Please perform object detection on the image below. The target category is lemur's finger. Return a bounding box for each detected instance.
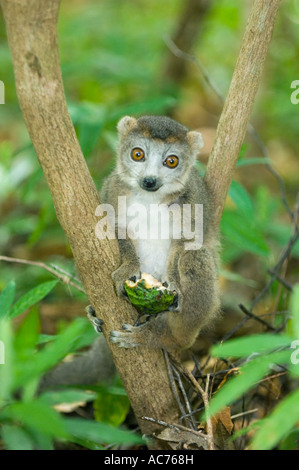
[85,305,104,333]
[110,329,140,348]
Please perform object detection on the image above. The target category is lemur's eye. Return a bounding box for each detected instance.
[164,155,179,169]
[131,148,145,161]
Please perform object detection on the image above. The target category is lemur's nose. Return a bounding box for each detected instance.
[142,176,156,189]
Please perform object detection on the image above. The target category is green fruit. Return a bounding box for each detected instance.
[124,273,177,315]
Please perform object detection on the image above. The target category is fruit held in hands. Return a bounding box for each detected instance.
[124,273,177,315]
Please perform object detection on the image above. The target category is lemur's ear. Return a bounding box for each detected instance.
[117,116,137,135]
[187,130,204,152]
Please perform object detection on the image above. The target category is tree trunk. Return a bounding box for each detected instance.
[0,0,281,449]
[204,0,282,228]
[0,0,180,446]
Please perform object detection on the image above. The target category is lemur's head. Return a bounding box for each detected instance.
[116,115,204,195]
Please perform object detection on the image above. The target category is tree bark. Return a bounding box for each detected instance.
[0,0,180,445]
[204,0,282,228]
[0,0,281,448]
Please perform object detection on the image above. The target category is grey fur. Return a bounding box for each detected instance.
[108,115,220,349]
[135,115,188,140]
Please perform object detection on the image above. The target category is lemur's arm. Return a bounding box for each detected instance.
[110,241,220,350]
[112,238,141,297]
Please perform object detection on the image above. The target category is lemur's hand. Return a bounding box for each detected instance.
[112,263,141,298]
[163,280,182,312]
[110,323,145,348]
[110,316,160,349]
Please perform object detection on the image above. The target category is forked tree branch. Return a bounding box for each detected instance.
[0,0,180,445]
[1,0,281,448]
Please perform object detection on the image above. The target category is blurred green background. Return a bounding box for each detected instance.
[0,0,298,330]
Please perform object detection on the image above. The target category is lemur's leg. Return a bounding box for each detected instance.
[110,247,220,350]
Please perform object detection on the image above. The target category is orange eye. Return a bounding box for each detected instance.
[131,147,145,161]
[164,155,179,169]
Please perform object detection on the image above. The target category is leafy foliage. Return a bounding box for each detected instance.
[0,281,142,450]
[205,285,299,450]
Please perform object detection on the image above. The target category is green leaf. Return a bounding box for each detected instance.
[204,350,291,420]
[219,268,257,287]
[1,425,34,450]
[278,429,299,450]
[64,417,143,445]
[251,389,299,450]
[211,334,292,358]
[37,334,56,344]
[26,428,54,450]
[12,317,94,389]
[221,211,269,257]
[94,388,130,427]
[228,180,254,216]
[0,400,68,439]
[0,280,15,319]
[14,308,40,362]
[9,280,58,319]
[40,389,97,406]
[290,284,299,339]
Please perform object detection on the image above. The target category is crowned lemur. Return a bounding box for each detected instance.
[40,115,220,388]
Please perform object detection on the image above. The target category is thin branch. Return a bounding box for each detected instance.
[230,408,258,420]
[0,255,86,294]
[238,303,276,331]
[163,34,224,100]
[142,416,181,432]
[163,0,211,85]
[50,264,81,284]
[163,350,191,429]
[251,232,299,310]
[142,416,209,441]
[247,125,294,221]
[267,269,293,292]
[171,365,197,430]
[168,354,215,451]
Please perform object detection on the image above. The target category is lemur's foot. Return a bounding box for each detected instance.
[85,305,104,334]
[110,323,144,349]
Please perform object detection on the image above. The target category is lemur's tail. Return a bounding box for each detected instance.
[39,335,116,391]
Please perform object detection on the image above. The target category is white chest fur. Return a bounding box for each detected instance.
[124,193,172,281]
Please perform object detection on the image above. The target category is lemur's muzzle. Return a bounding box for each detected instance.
[140,176,161,192]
